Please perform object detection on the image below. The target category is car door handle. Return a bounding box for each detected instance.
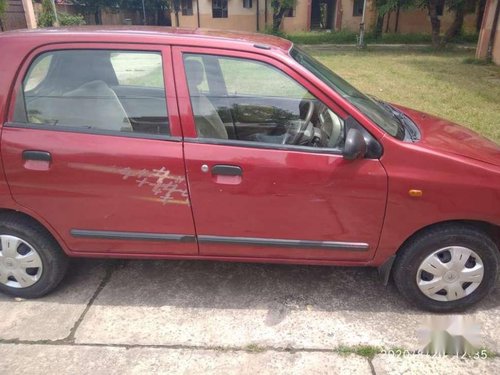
[211,165,242,176]
[22,150,52,162]
[22,150,52,171]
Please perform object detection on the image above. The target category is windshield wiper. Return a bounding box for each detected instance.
[373,99,407,140]
[383,103,420,142]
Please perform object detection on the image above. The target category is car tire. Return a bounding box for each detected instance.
[0,214,69,298]
[393,224,499,312]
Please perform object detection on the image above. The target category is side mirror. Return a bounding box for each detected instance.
[343,128,367,160]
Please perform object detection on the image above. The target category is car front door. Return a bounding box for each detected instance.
[1,44,197,255]
[173,47,388,262]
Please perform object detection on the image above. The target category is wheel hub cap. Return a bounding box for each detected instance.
[0,235,43,289]
[4,258,15,269]
[444,270,459,283]
[416,246,484,302]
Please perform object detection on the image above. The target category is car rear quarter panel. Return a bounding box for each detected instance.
[373,137,500,265]
[0,36,27,209]
[0,35,77,254]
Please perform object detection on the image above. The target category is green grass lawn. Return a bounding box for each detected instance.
[305,46,500,143]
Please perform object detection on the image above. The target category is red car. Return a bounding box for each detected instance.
[0,27,498,312]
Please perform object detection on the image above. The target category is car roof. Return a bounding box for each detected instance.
[0,26,293,53]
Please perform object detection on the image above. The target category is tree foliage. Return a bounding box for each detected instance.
[121,0,171,25]
[70,0,120,24]
[121,0,171,12]
[373,0,479,46]
[416,0,478,46]
[37,0,86,27]
[376,0,413,16]
[38,0,57,27]
[70,0,171,25]
[374,0,415,37]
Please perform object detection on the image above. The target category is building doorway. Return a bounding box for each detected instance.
[310,0,336,30]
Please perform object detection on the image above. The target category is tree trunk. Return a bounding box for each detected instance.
[385,11,391,33]
[428,0,441,47]
[0,18,4,32]
[157,7,168,26]
[271,1,286,32]
[94,7,101,25]
[272,11,286,32]
[443,6,465,44]
[395,3,401,33]
[476,0,486,32]
[374,14,384,39]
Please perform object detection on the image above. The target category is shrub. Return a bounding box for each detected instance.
[286,30,358,45]
[38,0,56,27]
[58,12,86,26]
[37,0,85,27]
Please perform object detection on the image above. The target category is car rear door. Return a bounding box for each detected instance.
[1,43,197,256]
[173,46,388,262]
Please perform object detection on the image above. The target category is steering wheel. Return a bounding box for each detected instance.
[284,100,315,145]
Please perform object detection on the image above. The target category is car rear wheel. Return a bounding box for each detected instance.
[0,215,68,298]
[393,224,499,312]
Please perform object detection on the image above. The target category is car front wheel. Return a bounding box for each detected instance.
[393,224,499,312]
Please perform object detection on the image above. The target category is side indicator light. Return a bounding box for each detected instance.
[409,189,423,198]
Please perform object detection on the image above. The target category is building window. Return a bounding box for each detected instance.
[213,0,228,18]
[243,0,252,8]
[353,0,364,17]
[181,0,193,16]
[284,7,295,17]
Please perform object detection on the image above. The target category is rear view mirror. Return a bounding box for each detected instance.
[343,128,367,160]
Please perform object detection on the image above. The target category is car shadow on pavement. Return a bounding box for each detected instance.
[53,258,500,315]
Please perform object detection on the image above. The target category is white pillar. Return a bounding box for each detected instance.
[21,0,37,29]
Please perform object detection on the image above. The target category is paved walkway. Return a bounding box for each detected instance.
[0,259,498,374]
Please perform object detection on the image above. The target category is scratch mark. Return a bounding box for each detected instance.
[68,163,190,206]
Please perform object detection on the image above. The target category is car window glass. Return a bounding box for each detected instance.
[183,53,344,149]
[24,54,52,91]
[219,58,309,99]
[110,52,163,88]
[183,55,209,93]
[15,50,169,136]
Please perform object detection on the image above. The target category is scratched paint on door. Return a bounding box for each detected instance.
[119,166,189,205]
[68,163,189,206]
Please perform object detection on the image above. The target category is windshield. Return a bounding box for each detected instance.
[290,47,404,139]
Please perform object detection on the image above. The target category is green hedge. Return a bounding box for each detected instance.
[269,30,478,45]
[58,12,86,26]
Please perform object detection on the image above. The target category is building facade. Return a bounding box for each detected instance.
[1,0,481,36]
[172,0,479,34]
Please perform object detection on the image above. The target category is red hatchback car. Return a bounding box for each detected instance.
[0,27,498,312]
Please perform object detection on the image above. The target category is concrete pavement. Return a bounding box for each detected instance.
[0,259,499,374]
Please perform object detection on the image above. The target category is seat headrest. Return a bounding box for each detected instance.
[185,59,205,92]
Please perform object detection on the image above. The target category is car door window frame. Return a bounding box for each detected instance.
[172,46,351,156]
[6,43,183,141]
